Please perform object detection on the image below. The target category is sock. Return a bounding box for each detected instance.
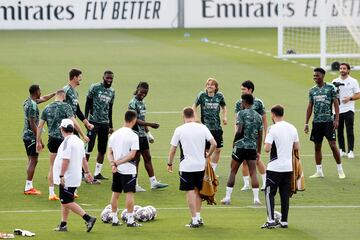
[337,163,343,171]
[252,188,260,202]
[25,180,33,191]
[60,221,67,227]
[127,212,134,224]
[261,174,266,186]
[196,212,201,221]
[210,162,217,171]
[149,176,157,185]
[316,165,323,173]
[225,187,233,199]
[192,217,198,224]
[49,186,55,196]
[94,163,103,176]
[82,213,91,222]
[112,212,119,223]
[243,176,250,186]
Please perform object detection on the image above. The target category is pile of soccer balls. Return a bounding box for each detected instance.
[100,204,157,223]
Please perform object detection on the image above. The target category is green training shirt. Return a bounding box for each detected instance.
[234,108,263,150]
[41,101,74,139]
[22,98,39,140]
[234,98,265,116]
[309,82,337,123]
[63,84,79,115]
[87,83,115,124]
[128,96,147,137]
[194,91,226,131]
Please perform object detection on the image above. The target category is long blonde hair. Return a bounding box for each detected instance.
[205,78,219,93]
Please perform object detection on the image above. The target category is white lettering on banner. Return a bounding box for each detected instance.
[185,0,360,28]
[0,0,177,29]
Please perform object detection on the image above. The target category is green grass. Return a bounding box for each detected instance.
[0,28,360,240]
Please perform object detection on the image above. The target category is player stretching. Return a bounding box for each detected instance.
[235,80,267,191]
[305,68,346,179]
[192,78,227,173]
[85,70,115,180]
[221,94,263,205]
[23,84,55,195]
[128,82,168,191]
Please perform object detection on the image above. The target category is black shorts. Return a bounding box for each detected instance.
[310,122,336,143]
[85,122,109,155]
[23,139,38,157]
[179,171,204,191]
[59,185,77,204]
[138,136,149,151]
[47,137,63,153]
[206,130,223,149]
[232,148,257,164]
[111,172,137,193]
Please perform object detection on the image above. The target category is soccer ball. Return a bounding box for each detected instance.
[144,205,157,220]
[274,211,282,222]
[121,205,142,222]
[100,204,114,223]
[121,209,128,222]
[135,207,152,222]
[134,205,142,212]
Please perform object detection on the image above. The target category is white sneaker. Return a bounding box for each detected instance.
[220,197,231,205]
[309,172,324,178]
[241,185,251,191]
[254,200,262,206]
[347,151,354,159]
[340,149,347,157]
[338,170,346,179]
[135,185,146,192]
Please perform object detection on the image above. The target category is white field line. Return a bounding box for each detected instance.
[205,40,341,74]
[147,111,181,114]
[1,205,359,214]
[0,153,354,161]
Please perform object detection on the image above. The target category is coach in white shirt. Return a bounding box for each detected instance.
[261,105,299,229]
[107,110,142,227]
[53,119,96,232]
[332,63,360,158]
[168,107,216,228]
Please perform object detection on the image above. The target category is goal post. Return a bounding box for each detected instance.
[278,0,360,70]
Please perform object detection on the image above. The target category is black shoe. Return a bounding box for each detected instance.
[112,221,122,226]
[185,221,200,228]
[94,173,108,180]
[127,221,142,227]
[260,221,278,229]
[86,217,97,232]
[278,222,288,228]
[198,218,204,226]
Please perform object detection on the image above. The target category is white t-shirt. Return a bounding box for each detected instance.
[332,76,360,113]
[170,122,213,172]
[108,127,139,175]
[264,121,299,172]
[53,135,85,187]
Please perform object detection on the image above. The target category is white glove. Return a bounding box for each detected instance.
[146,132,155,143]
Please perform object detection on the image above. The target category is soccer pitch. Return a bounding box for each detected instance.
[0,29,359,240]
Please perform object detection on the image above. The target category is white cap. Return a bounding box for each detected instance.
[59,119,74,129]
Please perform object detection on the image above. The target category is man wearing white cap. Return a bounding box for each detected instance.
[53,119,96,232]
